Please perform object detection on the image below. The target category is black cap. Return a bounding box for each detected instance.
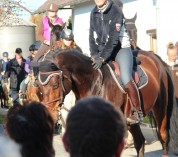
[15,48,22,54]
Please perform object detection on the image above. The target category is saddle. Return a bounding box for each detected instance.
[108,51,148,93]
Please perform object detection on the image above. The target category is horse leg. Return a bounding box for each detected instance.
[152,108,168,157]
[129,124,145,157]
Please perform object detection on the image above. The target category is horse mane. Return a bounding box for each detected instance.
[56,48,91,63]
[52,48,94,77]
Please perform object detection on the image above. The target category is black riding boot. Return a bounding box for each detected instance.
[125,79,143,125]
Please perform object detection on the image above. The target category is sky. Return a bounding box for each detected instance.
[20,0,46,21]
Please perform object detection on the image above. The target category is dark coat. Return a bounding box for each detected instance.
[89,0,123,61]
[0,59,10,73]
[4,57,27,90]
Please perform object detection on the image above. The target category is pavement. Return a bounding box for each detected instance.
[0,107,177,157]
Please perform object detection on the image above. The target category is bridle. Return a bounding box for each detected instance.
[38,70,67,110]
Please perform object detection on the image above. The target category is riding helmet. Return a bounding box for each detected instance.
[2,52,9,57]
[29,44,36,51]
[47,3,58,12]
[60,29,74,40]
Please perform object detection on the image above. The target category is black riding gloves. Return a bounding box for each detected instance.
[92,57,104,70]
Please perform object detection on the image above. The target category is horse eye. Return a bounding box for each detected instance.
[53,82,59,89]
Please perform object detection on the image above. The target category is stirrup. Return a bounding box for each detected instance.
[138,110,144,121]
[127,110,141,125]
[19,93,26,99]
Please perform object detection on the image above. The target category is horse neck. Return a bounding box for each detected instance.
[71,68,102,99]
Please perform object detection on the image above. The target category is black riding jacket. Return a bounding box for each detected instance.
[89,0,124,61]
[4,57,27,90]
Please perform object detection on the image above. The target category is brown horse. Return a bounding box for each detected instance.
[28,49,176,157]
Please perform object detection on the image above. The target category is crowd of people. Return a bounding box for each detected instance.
[0,96,127,157]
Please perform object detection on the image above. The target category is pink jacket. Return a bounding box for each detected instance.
[43,16,63,41]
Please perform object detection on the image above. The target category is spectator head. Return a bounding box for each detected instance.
[5,102,55,157]
[63,96,127,157]
[29,43,40,58]
[15,48,22,54]
[2,51,9,57]
[15,48,22,59]
[167,42,178,62]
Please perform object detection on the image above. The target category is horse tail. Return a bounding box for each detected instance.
[166,69,178,155]
[146,111,159,138]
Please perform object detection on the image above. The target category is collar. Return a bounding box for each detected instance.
[93,0,113,13]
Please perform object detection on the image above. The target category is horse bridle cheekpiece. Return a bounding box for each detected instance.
[38,60,65,108]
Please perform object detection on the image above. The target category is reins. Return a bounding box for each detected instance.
[95,68,104,96]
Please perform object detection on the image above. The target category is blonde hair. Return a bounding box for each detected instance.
[167,42,177,54]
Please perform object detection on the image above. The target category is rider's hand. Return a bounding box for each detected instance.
[92,57,104,70]
[44,40,50,46]
[91,54,99,61]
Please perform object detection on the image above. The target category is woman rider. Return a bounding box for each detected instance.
[89,0,143,124]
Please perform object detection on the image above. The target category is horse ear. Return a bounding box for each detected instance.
[133,12,137,22]
[62,22,66,29]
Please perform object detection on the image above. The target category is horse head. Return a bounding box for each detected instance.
[48,20,64,49]
[37,59,72,122]
[36,49,103,120]
[51,24,64,41]
[125,13,137,42]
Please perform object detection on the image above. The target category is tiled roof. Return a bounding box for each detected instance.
[33,0,90,14]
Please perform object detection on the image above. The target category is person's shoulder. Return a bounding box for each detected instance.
[26,56,32,62]
[22,57,26,62]
[9,58,15,62]
[41,16,48,23]
[111,2,123,14]
[91,6,98,14]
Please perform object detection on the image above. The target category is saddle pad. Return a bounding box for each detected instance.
[107,64,148,93]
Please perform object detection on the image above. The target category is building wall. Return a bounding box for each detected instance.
[157,0,178,61]
[72,1,94,55]
[58,8,72,26]
[0,26,35,58]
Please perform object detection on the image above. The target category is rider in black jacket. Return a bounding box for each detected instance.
[89,0,143,125]
[4,48,26,105]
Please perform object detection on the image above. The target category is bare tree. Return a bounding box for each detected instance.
[0,0,32,26]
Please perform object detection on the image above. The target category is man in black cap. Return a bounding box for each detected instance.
[4,48,26,105]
